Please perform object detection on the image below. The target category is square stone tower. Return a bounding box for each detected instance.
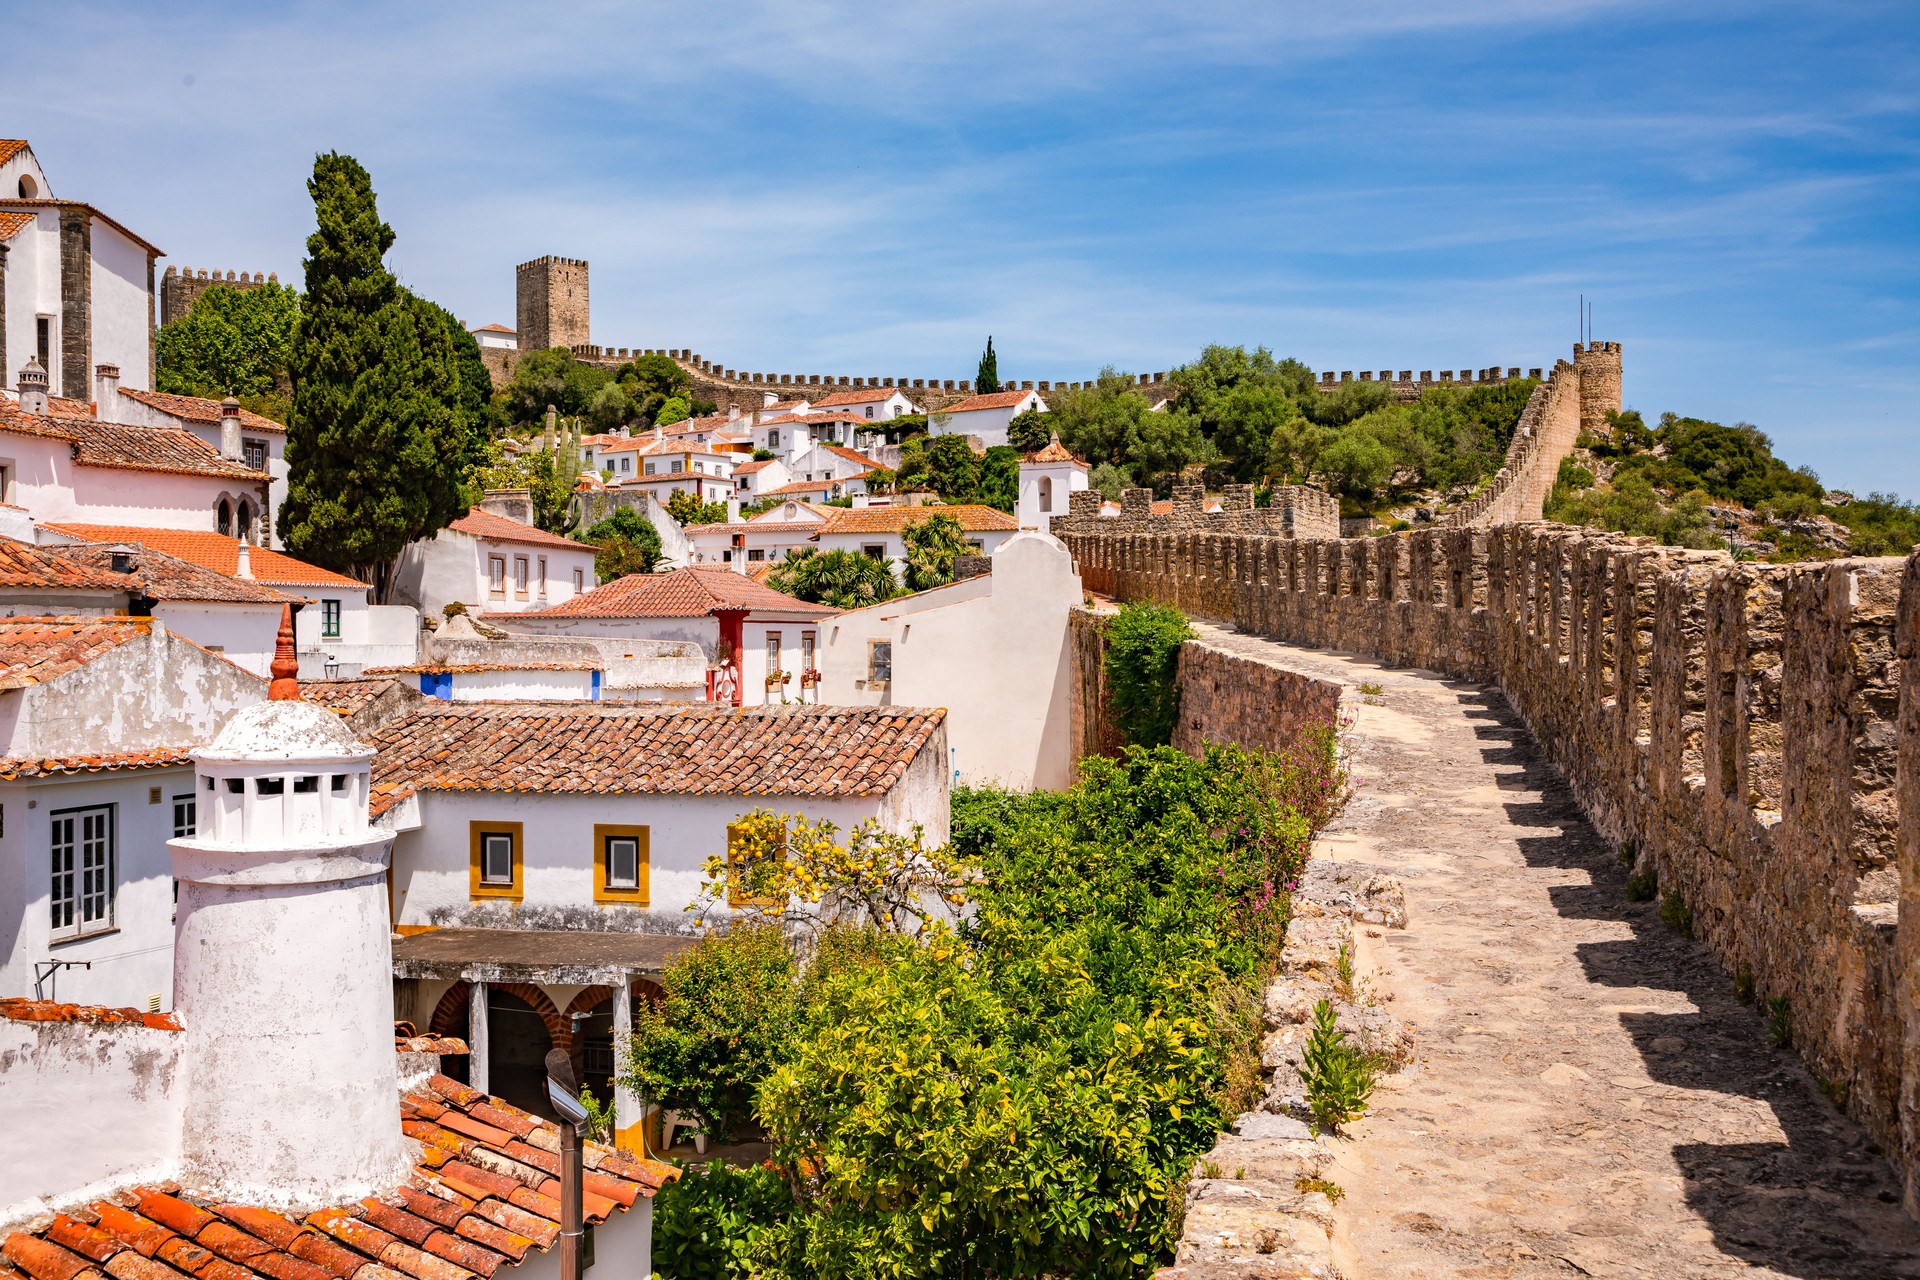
[515,255,589,354]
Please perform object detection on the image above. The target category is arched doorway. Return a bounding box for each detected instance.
[487,988,556,1118]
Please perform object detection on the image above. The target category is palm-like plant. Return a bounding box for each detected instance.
[767,548,899,610]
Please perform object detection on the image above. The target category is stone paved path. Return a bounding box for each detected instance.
[1190,623,1920,1280]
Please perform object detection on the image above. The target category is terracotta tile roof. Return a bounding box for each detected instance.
[41,526,366,590]
[0,538,130,592]
[0,616,152,690]
[1025,437,1085,465]
[395,1022,469,1054]
[813,387,907,408]
[0,745,198,780]
[368,702,944,814]
[0,141,26,167]
[0,1075,674,1280]
[943,389,1038,413]
[301,676,423,719]
[118,389,285,434]
[818,504,1019,535]
[0,399,271,481]
[447,510,592,551]
[733,460,775,475]
[758,410,873,427]
[820,445,881,472]
[54,542,302,604]
[757,400,808,413]
[470,323,516,334]
[0,211,31,243]
[495,566,830,620]
[0,198,164,257]
[764,480,837,497]
[0,998,182,1030]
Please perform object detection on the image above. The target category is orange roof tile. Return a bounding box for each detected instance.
[0,616,152,690]
[470,323,516,334]
[54,541,302,604]
[756,399,808,413]
[118,388,285,434]
[733,459,775,475]
[943,388,1039,413]
[764,480,836,496]
[1025,436,1085,465]
[447,509,592,551]
[0,211,32,243]
[497,566,830,620]
[300,676,424,719]
[813,387,908,408]
[0,745,198,780]
[0,998,181,1031]
[0,141,27,167]
[820,445,881,472]
[1,1075,674,1280]
[41,525,365,589]
[817,504,1018,535]
[0,398,268,480]
[0,538,130,592]
[368,703,943,814]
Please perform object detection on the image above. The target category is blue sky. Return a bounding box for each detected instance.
[11,0,1918,493]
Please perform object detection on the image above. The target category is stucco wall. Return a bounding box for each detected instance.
[0,1015,183,1227]
[88,221,153,394]
[1060,518,1920,1209]
[819,531,1081,790]
[154,602,279,676]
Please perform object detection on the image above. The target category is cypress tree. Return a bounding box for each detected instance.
[278,153,475,594]
[976,336,999,394]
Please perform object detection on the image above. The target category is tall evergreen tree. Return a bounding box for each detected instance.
[278,153,476,595]
[975,336,999,394]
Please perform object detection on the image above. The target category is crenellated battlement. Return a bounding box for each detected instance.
[158,265,279,327]
[516,255,589,271]
[1057,483,1341,539]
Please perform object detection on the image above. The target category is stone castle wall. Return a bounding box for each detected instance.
[516,256,589,356]
[1058,518,1920,1209]
[159,266,277,328]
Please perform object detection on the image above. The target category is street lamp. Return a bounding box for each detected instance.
[544,1048,589,1280]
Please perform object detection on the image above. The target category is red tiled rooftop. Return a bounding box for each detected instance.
[495,566,829,620]
[817,504,1018,535]
[0,616,152,690]
[820,445,881,471]
[41,526,365,590]
[1025,436,1085,465]
[0,399,268,481]
[117,389,285,434]
[0,1075,674,1280]
[367,702,945,814]
[813,387,909,408]
[0,141,27,167]
[764,480,836,497]
[942,388,1039,413]
[0,211,31,243]
[0,998,180,1031]
[447,509,592,551]
[0,745,198,781]
[54,541,302,605]
[0,538,130,593]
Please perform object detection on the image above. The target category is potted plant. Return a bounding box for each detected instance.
[799,668,822,687]
[765,670,791,690]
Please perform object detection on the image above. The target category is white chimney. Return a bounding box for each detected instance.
[726,496,741,522]
[220,397,243,461]
[169,611,407,1204]
[94,363,121,421]
[235,540,253,579]
[16,357,49,416]
[852,493,870,509]
[653,424,664,442]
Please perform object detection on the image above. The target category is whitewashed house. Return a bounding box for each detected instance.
[812,386,923,422]
[488,566,834,706]
[811,503,1019,577]
[932,388,1046,448]
[469,321,518,349]
[731,456,791,499]
[391,502,598,619]
[0,614,265,1012]
[369,660,603,702]
[682,498,833,568]
[0,645,675,1252]
[816,530,1082,790]
[109,384,288,545]
[1016,437,1090,534]
[787,442,882,498]
[755,410,875,464]
[0,139,161,401]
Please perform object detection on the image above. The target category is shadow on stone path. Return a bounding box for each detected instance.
[1189,622,1920,1280]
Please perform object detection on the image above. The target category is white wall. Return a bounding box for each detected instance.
[818,531,1080,790]
[445,669,596,701]
[393,530,597,619]
[172,418,285,547]
[3,212,62,391]
[0,767,196,1011]
[1016,462,1088,534]
[60,461,243,531]
[496,612,719,654]
[153,601,280,675]
[89,221,153,394]
[813,527,1014,578]
[0,1015,184,1227]
[390,781,940,929]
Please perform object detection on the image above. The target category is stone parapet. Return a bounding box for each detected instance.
[1060,518,1920,1211]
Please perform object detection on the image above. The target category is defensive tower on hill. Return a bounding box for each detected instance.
[516,255,589,354]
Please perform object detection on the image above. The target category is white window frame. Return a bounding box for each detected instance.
[605,835,641,890]
[488,556,506,594]
[537,556,548,598]
[514,556,530,595]
[50,804,115,942]
[479,832,515,885]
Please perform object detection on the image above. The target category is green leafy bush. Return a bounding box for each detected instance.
[651,1162,797,1280]
[1659,889,1694,937]
[766,547,900,610]
[1300,1000,1375,1134]
[1103,602,1195,747]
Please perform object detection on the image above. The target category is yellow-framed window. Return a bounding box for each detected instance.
[469,822,524,901]
[594,824,650,905]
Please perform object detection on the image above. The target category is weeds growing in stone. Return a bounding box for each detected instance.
[1767,996,1793,1048]
[1618,838,1637,868]
[1819,1077,1851,1110]
[1659,889,1693,937]
[1302,999,1376,1134]
[1198,1158,1223,1180]
[1294,1175,1345,1205]
[1625,867,1657,902]
[1334,941,1356,1000]
[1734,966,1755,1004]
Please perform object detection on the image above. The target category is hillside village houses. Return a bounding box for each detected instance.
[932,386,1047,447]
[390,497,599,621]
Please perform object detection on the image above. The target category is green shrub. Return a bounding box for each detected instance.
[1767,996,1792,1047]
[1301,1000,1375,1134]
[1625,868,1657,902]
[651,1162,796,1280]
[1659,889,1694,938]
[1734,967,1755,1004]
[1104,601,1194,747]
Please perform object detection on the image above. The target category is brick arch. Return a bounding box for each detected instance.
[430,981,471,1038]
[493,981,570,1057]
[563,985,618,1024]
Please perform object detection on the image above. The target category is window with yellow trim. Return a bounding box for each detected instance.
[469,822,523,901]
[594,824,649,905]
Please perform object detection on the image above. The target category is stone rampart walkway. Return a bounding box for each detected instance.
[1188,622,1920,1280]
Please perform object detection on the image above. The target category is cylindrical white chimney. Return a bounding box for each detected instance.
[17,357,49,416]
[168,611,406,1204]
[94,363,121,421]
[235,540,253,579]
[220,397,242,461]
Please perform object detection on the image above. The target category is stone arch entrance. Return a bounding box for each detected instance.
[487,987,558,1118]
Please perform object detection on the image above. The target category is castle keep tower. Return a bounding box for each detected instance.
[516,255,589,354]
[168,611,406,1204]
[1574,340,1623,438]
